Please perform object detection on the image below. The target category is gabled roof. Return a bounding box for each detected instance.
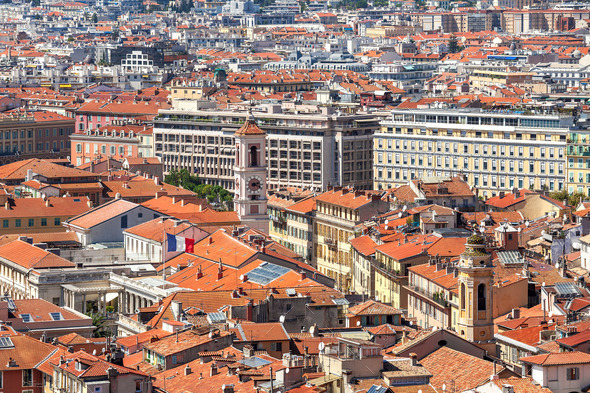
[0,334,56,371]
[521,351,590,366]
[235,322,289,342]
[51,350,148,379]
[0,159,98,182]
[0,240,74,269]
[65,198,141,230]
[347,300,402,317]
[421,346,500,392]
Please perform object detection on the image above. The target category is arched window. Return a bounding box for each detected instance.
[250,146,258,167]
[460,283,466,310]
[478,283,486,311]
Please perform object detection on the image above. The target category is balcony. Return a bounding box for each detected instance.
[324,238,338,249]
[407,285,450,308]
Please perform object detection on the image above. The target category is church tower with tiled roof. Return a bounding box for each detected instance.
[457,234,496,354]
[233,114,268,233]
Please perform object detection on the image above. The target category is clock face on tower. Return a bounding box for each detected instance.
[247,175,263,192]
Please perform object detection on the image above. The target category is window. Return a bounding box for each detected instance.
[49,312,63,321]
[567,367,579,380]
[20,314,32,322]
[22,369,32,386]
[121,215,128,228]
[2,220,7,228]
[41,218,47,227]
[28,219,34,227]
[478,283,486,311]
[54,218,60,226]
[135,381,141,393]
[270,342,282,352]
[15,219,20,228]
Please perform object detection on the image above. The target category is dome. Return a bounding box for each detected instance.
[574,49,582,59]
[467,234,485,245]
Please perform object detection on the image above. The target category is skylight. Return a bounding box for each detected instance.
[0,337,14,349]
[20,313,32,323]
[49,312,63,321]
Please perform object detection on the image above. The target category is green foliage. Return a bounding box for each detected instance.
[170,0,192,12]
[164,168,233,204]
[549,190,585,207]
[374,0,389,6]
[92,13,98,23]
[86,312,110,338]
[448,35,463,53]
[333,0,368,9]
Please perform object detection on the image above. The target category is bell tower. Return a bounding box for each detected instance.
[233,114,269,233]
[457,234,496,355]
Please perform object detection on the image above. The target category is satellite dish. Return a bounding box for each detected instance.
[542,281,546,287]
[279,315,285,324]
[442,384,446,392]
[398,212,402,218]
[402,205,407,212]
[385,219,389,226]
[356,321,361,326]
[318,342,325,352]
[286,368,290,374]
[93,349,96,355]
[525,221,530,227]
[556,263,560,270]
[518,228,521,233]
[548,311,553,317]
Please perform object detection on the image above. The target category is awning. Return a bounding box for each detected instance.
[105,292,119,303]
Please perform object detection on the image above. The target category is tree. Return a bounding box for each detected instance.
[448,35,462,53]
[549,190,585,207]
[86,312,110,338]
[92,13,98,23]
[164,168,234,205]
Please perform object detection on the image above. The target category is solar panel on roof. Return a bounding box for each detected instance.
[286,288,297,296]
[0,337,13,348]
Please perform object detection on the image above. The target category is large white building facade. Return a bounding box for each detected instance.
[374,108,574,198]
[153,102,378,191]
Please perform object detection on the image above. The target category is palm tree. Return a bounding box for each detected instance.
[86,312,110,338]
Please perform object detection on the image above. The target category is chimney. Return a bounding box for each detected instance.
[154,176,159,185]
[409,353,418,366]
[222,385,234,393]
[502,385,514,393]
[4,201,9,210]
[217,265,223,280]
[208,237,213,245]
[238,287,243,295]
[511,308,520,319]
[196,266,203,279]
[300,271,306,280]
[45,199,50,207]
[210,363,217,376]
[241,274,248,283]
[184,364,192,375]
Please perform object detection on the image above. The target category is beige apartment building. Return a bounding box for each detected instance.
[375,108,572,198]
[314,188,389,292]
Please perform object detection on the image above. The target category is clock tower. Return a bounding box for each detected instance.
[234,114,269,233]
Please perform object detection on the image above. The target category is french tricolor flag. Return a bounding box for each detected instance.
[166,233,194,253]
